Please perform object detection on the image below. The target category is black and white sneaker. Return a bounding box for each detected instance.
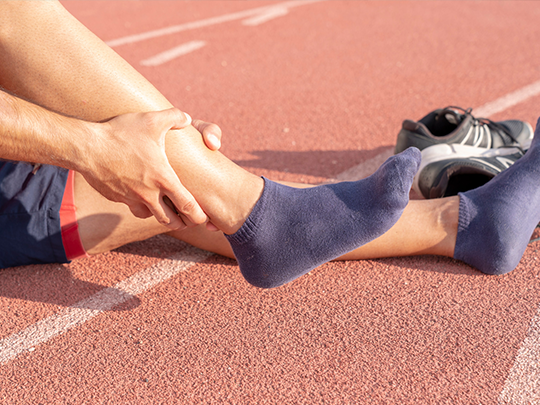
[413,141,529,199]
[395,106,533,153]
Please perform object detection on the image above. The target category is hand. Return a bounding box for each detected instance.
[192,118,222,151]
[81,108,208,230]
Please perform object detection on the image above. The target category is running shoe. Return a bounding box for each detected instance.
[413,141,529,199]
[395,106,533,153]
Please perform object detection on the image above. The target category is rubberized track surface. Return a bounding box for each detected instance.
[3,1,540,403]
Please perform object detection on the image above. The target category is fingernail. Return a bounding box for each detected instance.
[208,134,221,149]
[184,112,192,125]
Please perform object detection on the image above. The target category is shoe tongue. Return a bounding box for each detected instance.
[442,109,462,125]
[432,108,464,136]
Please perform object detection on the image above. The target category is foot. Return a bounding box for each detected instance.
[454,117,540,275]
[226,147,421,288]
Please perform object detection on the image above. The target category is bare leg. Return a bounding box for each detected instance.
[0,1,457,270]
[0,1,264,250]
[169,195,459,261]
[339,196,458,260]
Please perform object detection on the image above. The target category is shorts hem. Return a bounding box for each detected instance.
[60,170,89,261]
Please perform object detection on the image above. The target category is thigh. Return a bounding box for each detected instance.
[74,172,166,254]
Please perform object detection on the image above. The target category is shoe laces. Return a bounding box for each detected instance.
[441,106,519,147]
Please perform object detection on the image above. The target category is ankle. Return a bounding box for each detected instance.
[210,176,265,235]
[435,196,459,257]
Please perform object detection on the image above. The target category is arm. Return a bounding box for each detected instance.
[0,89,209,230]
[0,1,226,230]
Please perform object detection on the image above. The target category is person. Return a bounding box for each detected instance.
[2,1,539,289]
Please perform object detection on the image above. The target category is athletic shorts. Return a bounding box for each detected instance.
[0,161,88,269]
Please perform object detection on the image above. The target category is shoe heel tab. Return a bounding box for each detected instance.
[402,119,419,131]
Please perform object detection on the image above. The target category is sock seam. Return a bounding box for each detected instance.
[226,215,259,245]
[454,192,470,261]
[456,192,471,236]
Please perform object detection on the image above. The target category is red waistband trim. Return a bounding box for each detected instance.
[59,170,89,261]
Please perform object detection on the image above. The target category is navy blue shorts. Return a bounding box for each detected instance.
[0,161,70,268]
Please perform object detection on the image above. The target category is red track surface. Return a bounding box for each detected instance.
[3,1,540,403]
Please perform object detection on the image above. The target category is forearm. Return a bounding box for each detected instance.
[0,89,96,170]
[0,0,219,228]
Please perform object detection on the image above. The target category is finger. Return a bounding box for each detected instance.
[171,194,207,226]
[163,195,197,228]
[182,112,192,127]
[132,177,187,229]
[193,119,222,151]
[164,108,192,130]
[163,180,208,226]
[177,212,196,228]
[162,195,178,214]
[144,192,188,230]
[206,221,220,232]
[148,200,179,229]
[203,123,222,150]
[157,196,188,230]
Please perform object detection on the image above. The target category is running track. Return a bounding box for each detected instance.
[2,1,540,403]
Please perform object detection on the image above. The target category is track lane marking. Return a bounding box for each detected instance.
[140,40,206,66]
[0,247,211,364]
[474,79,540,118]
[139,3,296,66]
[499,306,540,403]
[242,6,290,26]
[105,0,325,48]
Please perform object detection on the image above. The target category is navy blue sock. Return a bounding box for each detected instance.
[225,147,421,288]
[454,118,540,275]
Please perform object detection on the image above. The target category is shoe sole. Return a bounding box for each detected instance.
[412,140,531,197]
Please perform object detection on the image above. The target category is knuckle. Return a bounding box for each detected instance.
[170,108,188,124]
[168,217,187,231]
[192,119,203,131]
[180,199,197,214]
[207,123,221,134]
[142,112,160,130]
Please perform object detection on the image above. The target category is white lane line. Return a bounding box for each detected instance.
[140,40,206,67]
[105,0,325,48]
[474,79,540,118]
[242,6,290,26]
[499,307,540,404]
[0,247,211,364]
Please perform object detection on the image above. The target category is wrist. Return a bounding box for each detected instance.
[66,120,105,175]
